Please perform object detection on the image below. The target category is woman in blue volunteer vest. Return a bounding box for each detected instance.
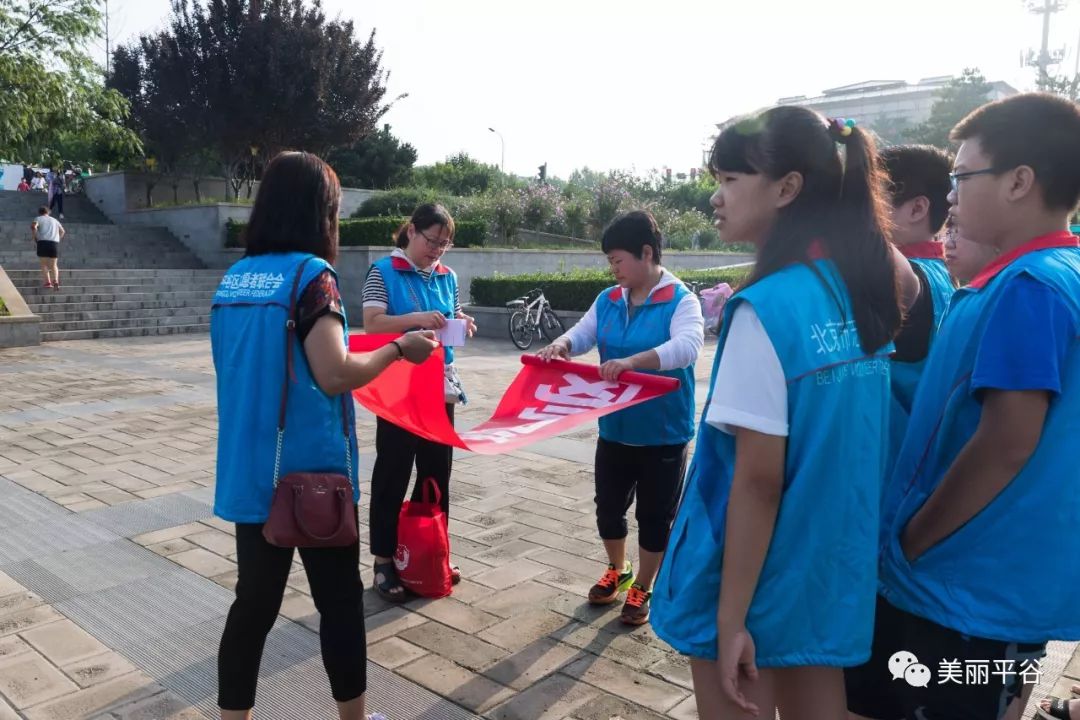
[362,203,476,602]
[210,152,437,720]
[650,108,905,719]
[847,94,1080,720]
[537,210,703,627]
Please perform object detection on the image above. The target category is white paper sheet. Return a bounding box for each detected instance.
[436,318,467,347]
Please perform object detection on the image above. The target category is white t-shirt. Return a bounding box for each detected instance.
[33,215,61,243]
[705,303,789,437]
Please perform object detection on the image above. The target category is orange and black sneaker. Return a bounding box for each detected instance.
[620,583,652,626]
[588,561,634,605]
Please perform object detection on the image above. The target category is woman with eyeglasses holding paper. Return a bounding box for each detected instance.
[362,203,477,602]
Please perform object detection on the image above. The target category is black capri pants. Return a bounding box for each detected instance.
[594,437,688,552]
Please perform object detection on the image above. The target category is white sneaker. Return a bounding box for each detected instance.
[59,213,65,219]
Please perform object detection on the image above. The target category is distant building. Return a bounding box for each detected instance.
[710,76,1019,149]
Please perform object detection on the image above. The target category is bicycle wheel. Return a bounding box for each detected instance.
[540,308,565,340]
[508,311,535,350]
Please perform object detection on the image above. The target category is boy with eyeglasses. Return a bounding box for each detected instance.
[847,92,1080,720]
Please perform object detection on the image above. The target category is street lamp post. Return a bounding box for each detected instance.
[488,127,505,172]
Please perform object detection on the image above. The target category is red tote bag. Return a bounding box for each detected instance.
[394,478,453,599]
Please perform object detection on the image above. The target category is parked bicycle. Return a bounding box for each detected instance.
[505,288,566,350]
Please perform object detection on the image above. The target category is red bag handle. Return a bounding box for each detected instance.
[421,477,442,505]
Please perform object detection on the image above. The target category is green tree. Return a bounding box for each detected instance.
[0,0,140,163]
[1038,71,1080,102]
[904,69,993,149]
[116,0,397,200]
[327,124,417,189]
[410,152,519,196]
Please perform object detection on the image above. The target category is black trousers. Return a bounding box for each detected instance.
[369,404,455,559]
[49,192,63,215]
[594,438,688,553]
[217,519,366,710]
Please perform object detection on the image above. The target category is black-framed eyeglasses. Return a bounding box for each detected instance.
[949,168,1001,192]
[419,228,453,252]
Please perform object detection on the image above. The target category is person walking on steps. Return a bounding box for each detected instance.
[31,206,63,290]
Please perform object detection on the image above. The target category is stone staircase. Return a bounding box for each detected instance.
[0,187,112,224]
[0,191,220,341]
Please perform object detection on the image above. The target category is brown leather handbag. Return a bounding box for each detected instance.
[262,258,358,548]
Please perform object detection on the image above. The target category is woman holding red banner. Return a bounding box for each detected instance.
[538,210,704,626]
[210,152,437,720]
[362,203,477,602]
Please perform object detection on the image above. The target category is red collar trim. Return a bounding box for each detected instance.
[900,240,945,260]
[390,256,450,274]
[651,284,677,303]
[968,231,1079,289]
[606,283,678,305]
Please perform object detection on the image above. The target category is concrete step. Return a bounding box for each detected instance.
[0,256,204,269]
[0,220,169,235]
[41,323,210,342]
[4,269,223,281]
[15,281,220,297]
[40,313,211,333]
[30,306,209,323]
[0,191,111,224]
[25,289,216,305]
[25,298,215,314]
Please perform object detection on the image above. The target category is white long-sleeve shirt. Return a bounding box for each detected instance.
[560,269,705,370]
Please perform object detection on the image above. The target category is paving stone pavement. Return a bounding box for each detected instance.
[0,334,1074,719]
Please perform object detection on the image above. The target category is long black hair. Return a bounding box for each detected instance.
[244,151,341,264]
[709,106,901,353]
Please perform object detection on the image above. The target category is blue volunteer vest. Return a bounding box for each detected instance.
[880,234,1080,644]
[211,252,359,523]
[652,259,892,666]
[593,279,697,446]
[374,255,458,365]
[887,254,956,473]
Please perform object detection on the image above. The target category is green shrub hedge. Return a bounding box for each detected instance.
[225,217,487,249]
[470,265,751,311]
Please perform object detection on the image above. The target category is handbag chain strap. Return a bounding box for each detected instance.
[272,256,353,489]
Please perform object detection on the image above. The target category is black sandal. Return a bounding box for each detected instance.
[1042,698,1077,720]
[451,565,461,585]
[373,561,407,603]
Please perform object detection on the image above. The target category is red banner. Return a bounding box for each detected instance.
[349,335,679,454]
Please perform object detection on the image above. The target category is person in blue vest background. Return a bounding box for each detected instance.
[537,210,704,627]
[362,203,476,602]
[846,93,1080,720]
[650,108,906,720]
[211,152,437,720]
[879,145,956,472]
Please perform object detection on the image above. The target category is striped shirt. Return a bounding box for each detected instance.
[362,250,462,315]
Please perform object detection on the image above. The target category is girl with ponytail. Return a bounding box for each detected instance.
[650,106,907,719]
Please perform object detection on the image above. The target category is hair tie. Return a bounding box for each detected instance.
[827,117,857,144]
